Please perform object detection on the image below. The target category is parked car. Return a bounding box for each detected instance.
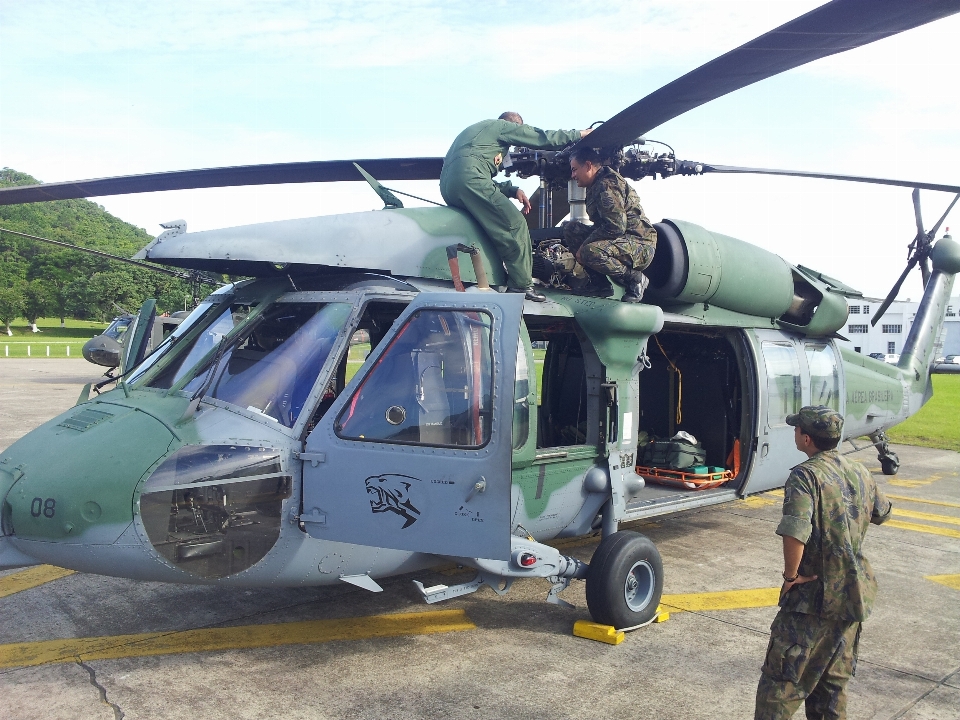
[868,352,885,360]
[884,353,900,364]
[944,354,960,365]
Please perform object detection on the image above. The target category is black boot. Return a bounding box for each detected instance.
[570,276,614,298]
[620,271,649,303]
[507,285,547,302]
[571,268,614,298]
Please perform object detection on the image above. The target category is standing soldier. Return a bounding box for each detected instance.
[440,112,591,302]
[564,146,658,302]
[755,406,892,720]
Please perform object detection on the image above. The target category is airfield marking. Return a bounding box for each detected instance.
[0,565,75,599]
[0,608,475,669]
[885,519,960,540]
[925,574,960,591]
[660,588,780,613]
[889,476,943,488]
[892,508,960,526]
[887,494,960,510]
[741,496,778,508]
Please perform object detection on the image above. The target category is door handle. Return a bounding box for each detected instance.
[465,477,486,502]
[761,443,769,458]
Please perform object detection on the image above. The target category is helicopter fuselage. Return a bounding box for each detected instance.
[1,208,957,600]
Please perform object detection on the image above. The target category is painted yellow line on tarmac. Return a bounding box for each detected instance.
[660,587,780,613]
[887,494,960,510]
[0,565,75,599]
[926,574,960,591]
[885,519,960,539]
[893,508,960,526]
[889,474,944,488]
[0,608,475,669]
[741,496,777,508]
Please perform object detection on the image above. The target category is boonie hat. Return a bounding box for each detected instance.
[786,405,843,439]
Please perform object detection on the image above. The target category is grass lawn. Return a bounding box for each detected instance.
[887,374,960,452]
[0,317,108,359]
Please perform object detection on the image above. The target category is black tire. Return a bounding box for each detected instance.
[586,530,664,628]
[880,454,900,476]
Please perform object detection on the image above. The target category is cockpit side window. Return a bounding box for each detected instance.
[335,309,494,448]
[303,300,408,435]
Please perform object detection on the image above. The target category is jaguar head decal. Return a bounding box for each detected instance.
[364,474,421,529]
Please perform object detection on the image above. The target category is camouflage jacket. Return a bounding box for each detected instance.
[566,166,657,247]
[777,450,892,621]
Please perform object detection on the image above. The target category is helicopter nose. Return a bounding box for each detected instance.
[1,400,176,548]
[81,335,122,367]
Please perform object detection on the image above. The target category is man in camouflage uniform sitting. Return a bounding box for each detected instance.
[562,146,658,302]
[755,406,892,720]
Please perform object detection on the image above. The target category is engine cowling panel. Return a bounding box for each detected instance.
[647,219,848,336]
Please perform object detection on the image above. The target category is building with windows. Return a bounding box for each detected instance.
[836,296,960,358]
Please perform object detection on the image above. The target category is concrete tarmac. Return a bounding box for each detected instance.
[0,360,958,719]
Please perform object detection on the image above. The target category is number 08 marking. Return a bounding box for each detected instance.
[30,497,56,518]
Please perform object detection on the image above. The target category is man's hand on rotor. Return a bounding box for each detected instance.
[515,189,532,215]
[580,128,593,139]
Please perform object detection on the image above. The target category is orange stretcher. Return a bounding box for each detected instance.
[635,465,734,490]
[635,438,741,491]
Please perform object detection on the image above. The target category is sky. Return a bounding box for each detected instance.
[2,0,960,300]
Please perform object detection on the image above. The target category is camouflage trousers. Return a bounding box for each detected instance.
[563,227,656,282]
[755,610,861,720]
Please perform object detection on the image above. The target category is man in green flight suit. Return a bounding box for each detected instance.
[563,146,658,302]
[440,112,591,302]
[755,406,892,720]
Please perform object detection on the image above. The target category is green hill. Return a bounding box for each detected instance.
[0,169,194,330]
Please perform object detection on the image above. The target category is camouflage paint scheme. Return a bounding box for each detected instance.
[1,203,957,595]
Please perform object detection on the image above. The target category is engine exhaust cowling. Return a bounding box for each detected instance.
[646,219,849,336]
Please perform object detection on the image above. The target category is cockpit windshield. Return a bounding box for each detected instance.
[127,299,228,387]
[102,316,133,340]
[139,298,352,428]
[187,302,352,427]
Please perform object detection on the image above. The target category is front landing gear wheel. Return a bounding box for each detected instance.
[880,454,900,476]
[586,530,663,628]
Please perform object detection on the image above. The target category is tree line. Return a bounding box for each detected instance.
[0,168,198,335]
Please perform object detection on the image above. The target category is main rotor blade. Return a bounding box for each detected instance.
[0,157,445,207]
[872,257,919,326]
[0,227,215,283]
[586,0,960,149]
[927,192,960,237]
[912,188,924,238]
[700,165,960,194]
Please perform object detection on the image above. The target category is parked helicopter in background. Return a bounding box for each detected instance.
[82,309,188,370]
[1,0,959,630]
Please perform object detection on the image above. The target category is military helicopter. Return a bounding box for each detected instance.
[2,0,960,630]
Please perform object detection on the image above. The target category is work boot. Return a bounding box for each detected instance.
[570,275,614,298]
[620,271,649,303]
[507,285,547,302]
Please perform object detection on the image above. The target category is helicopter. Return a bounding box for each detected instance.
[1,0,960,630]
